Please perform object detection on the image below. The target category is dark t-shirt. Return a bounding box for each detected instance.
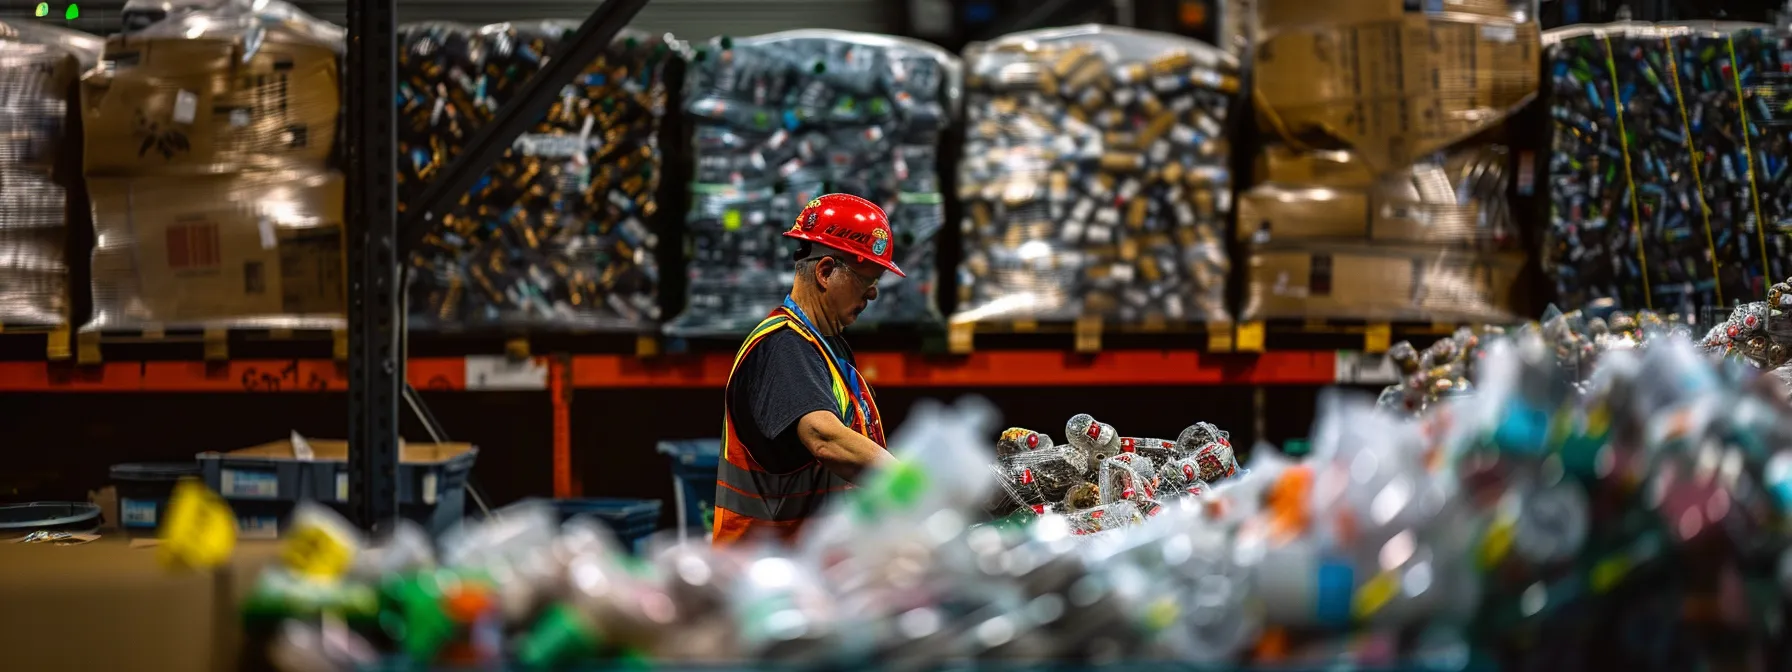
[727,328,858,473]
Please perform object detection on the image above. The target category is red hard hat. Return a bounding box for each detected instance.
[783,193,906,277]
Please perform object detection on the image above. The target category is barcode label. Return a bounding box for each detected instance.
[220,469,279,498]
[166,221,221,270]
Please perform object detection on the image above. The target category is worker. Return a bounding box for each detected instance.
[712,193,903,547]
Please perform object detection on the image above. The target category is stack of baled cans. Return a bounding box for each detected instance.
[668,30,958,335]
[955,25,1238,326]
[1544,22,1792,315]
[398,22,674,331]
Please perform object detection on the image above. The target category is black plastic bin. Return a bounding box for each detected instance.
[109,462,200,533]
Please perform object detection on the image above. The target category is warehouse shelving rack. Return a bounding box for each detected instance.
[0,0,1488,532]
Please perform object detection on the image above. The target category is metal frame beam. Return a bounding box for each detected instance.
[346,0,655,530]
[345,0,403,531]
[397,0,653,254]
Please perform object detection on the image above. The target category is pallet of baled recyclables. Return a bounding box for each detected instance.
[955,26,1239,327]
[0,21,102,329]
[80,0,349,332]
[199,434,479,538]
[1236,144,1528,322]
[668,30,959,335]
[1252,0,1541,174]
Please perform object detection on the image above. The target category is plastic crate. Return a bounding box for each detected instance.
[535,498,663,553]
[656,439,719,543]
[109,462,200,532]
[197,438,478,535]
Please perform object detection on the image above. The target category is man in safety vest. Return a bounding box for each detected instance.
[712,193,902,546]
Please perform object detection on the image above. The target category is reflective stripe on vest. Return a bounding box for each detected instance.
[714,458,850,522]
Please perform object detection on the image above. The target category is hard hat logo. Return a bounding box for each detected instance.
[871,228,889,256]
[806,198,823,210]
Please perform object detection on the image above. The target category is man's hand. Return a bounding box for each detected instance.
[796,410,896,482]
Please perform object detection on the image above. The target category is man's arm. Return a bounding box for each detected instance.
[796,410,897,482]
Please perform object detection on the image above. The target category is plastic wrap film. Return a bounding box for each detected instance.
[79,1,341,177]
[119,0,347,46]
[0,22,96,328]
[1242,241,1524,322]
[397,23,674,331]
[244,334,1792,669]
[1242,144,1521,251]
[86,170,345,331]
[664,31,958,335]
[954,26,1237,327]
[1252,0,1541,174]
[1544,22,1792,313]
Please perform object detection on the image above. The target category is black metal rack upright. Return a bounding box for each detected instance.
[341,0,654,531]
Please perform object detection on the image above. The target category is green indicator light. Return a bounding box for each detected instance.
[35,3,48,17]
[65,4,79,19]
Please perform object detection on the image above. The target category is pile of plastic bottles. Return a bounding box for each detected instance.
[242,328,1792,671]
[1378,307,1691,415]
[983,415,1243,534]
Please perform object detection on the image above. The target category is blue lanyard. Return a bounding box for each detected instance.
[781,296,868,415]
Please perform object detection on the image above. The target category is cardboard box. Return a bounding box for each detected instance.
[81,34,338,176]
[87,170,345,328]
[0,537,280,672]
[1243,244,1524,321]
[1256,0,1519,34]
[1257,145,1381,188]
[1237,185,1490,247]
[1254,15,1539,173]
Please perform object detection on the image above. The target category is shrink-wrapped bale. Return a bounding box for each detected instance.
[668,30,958,335]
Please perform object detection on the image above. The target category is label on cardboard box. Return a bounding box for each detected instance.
[120,498,159,528]
[172,89,197,124]
[220,468,279,498]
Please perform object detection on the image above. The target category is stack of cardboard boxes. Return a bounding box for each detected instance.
[80,16,345,331]
[1240,0,1539,322]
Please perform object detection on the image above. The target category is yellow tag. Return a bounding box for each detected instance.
[1479,518,1515,569]
[1236,321,1266,353]
[1352,571,1400,619]
[1012,319,1038,333]
[158,479,237,570]
[282,521,356,580]
[723,209,742,231]
[1364,323,1392,354]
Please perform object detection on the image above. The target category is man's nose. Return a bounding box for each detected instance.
[865,284,879,301]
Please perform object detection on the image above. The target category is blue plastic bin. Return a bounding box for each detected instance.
[535,498,663,553]
[109,462,200,533]
[198,437,477,535]
[656,439,719,543]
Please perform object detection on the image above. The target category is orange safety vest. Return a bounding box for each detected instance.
[712,306,886,547]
